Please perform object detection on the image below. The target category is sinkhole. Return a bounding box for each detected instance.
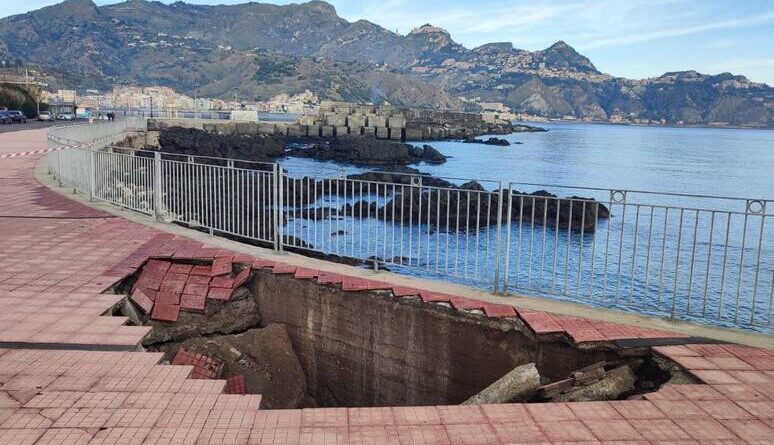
[111,258,695,410]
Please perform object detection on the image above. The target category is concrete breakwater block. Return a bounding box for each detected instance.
[376,127,389,139]
[388,115,407,129]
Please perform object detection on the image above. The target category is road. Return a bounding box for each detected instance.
[0,120,59,133]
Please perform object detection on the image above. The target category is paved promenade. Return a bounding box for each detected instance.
[0,127,772,444]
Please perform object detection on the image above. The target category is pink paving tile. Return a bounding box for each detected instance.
[492,421,547,443]
[183,282,209,298]
[293,267,320,280]
[251,259,276,269]
[688,370,742,385]
[0,429,46,445]
[187,274,212,286]
[394,425,450,445]
[567,401,623,420]
[671,384,727,400]
[419,292,453,303]
[480,403,531,423]
[737,401,774,419]
[672,418,740,441]
[629,418,692,441]
[444,423,498,444]
[248,427,299,445]
[392,406,441,425]
[712,383,769,401]
[517,310,563,334]
[582,419,643,441]
[610,400,665,419]
[436,405,486,424]
[447,297,485,311]
[207,287,233,301]
[159,277,188,294]
[537,420,597,442]
[191,265,212,276]
[348,407,396,426]
[150,303,180,323]
[130,288,155,315]
[211,257,233,276]
[699,400,755,420]
[316,272,345,285]
[271,264,297,275]
[481,303,517,318]
[34,427,94,444]
[168,263,194,275]
[301,408,348,428]
[253,410,302,429]
[298,427,348,445]
[649,400,706,419]
[720,418,774,443]
[233,267,251,289]
[180,293,207,312]
[391,286,422,297]
[526,403,577,421]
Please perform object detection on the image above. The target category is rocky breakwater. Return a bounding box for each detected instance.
[285,137,446,165]
[157,126,447,166]
[284,167,610,233]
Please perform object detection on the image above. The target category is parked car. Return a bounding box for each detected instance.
[57,112,75,120]
[37,111,52,121]
[0,111,9,124]
[8,111,27,123]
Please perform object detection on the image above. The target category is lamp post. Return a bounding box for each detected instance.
[194,84,200,119]
[149,96,154,118]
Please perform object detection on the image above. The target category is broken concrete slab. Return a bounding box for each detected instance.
[462,363,540,404]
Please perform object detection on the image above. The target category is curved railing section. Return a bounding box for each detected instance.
[45,122,774,335]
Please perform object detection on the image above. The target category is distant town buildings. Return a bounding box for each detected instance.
[70,86,319,116]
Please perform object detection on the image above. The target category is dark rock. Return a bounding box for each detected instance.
[139,288,262,346]
[463,137,511,146]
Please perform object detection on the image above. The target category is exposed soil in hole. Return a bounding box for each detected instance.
[112,259,695,409]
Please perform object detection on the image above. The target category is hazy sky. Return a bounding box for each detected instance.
[3,0,773,84]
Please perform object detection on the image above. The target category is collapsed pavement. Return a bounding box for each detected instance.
[114,255,693,410]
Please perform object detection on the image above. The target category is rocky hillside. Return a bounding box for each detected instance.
[1,0,772,127]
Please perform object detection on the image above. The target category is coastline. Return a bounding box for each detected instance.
[514,118,774,131]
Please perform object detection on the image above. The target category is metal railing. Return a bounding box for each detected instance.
[46,124,774,334]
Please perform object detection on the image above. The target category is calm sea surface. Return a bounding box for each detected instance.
[278,123,774,333]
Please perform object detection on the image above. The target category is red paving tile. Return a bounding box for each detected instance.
[171,348,225,380]
[210,275,235,288]
[211,257,233,276]
[129,288,155,315]
[180,293,207,312]
[207,287,233,301]
[224,374,246,395]
[150,303,180,322]
[155,291,181,306]
[233,267,251,289]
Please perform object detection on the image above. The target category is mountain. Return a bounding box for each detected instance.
[1,0,772,127]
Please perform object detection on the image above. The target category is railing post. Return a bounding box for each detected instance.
[89,150,96,202]
[272,163,281,252]
[494,181,504,293]
[56,149,63,187]
[153,151,164,222]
